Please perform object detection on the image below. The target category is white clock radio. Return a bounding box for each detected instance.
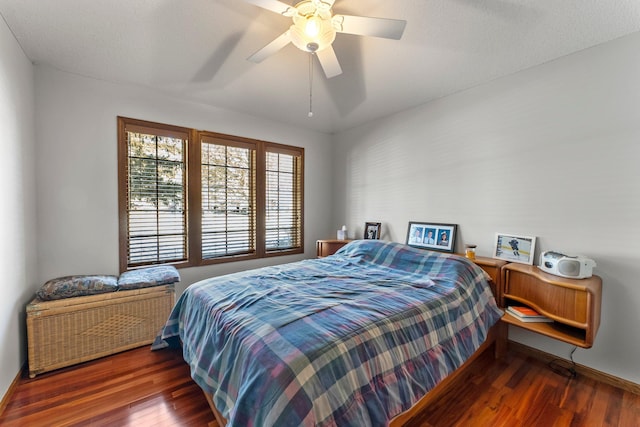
[538,251,596,279]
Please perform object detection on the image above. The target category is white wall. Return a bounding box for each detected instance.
[333,32,640,384]
[0,19,37,399]
[3,13,637,404]
[34,66,334,296]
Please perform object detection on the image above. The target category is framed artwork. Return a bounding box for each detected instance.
[406,221,457,253]
[493,233,537,265]
[364,222,381,239]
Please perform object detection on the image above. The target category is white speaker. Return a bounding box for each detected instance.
[558,259,581,277]
[539,251,595,279]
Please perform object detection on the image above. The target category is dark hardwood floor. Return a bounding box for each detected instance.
[0,346,217,426]
[1,345,638,426]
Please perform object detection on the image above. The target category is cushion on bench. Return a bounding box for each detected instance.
[36,266,181,301]
[37,275,118,301]
[117,265,180,290]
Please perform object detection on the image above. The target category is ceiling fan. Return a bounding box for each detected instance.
[245,0,407,78]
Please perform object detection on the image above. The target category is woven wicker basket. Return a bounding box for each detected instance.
[26,285,175,378]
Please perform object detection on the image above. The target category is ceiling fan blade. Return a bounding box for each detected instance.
[316,46,342,78]
[333,15,407,40]
[244,0,297,16]
[248,31,291,63]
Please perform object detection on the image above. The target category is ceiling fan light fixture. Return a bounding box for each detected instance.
[290,19,335,52]
[289,1,336,53]
[304,15,321,38]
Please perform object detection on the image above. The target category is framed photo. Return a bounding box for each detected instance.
[364,222,381,240]
[493,233,537,265]
[406,221,457,253]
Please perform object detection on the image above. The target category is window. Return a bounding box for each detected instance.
[199,134,256,260]
[118,117,304,271]
[265,147,303,252]
[118,119,188,267]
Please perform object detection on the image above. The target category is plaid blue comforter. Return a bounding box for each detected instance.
[155,240,503,426]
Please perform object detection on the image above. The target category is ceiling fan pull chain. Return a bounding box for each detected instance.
[308,53,314,118]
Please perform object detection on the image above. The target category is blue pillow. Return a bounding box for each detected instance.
[118,265,180,290]
[37,275,118,301]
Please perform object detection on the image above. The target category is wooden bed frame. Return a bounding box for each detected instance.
[203,256,508,426]
[390,322,506,425]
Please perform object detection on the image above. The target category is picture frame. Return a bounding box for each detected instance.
[493,233,537,265]
[406,221,457,253]
[364,222,381,240]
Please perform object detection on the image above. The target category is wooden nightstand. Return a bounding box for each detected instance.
[467,256,507,301]
[316,239,352,257]
[501,263,602,348]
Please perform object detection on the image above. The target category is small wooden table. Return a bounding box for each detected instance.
[316,239,352,257]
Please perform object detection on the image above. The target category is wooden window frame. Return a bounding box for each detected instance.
[118,117,304,272]
[118,117,190,270]
[263,142,305,258]
[192,132,259,265]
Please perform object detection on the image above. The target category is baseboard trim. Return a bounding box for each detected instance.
[0,364,25,416]
[508,340,640,395]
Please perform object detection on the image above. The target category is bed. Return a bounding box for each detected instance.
[154,240,504,426]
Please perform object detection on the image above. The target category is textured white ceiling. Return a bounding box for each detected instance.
[1,0,639,133]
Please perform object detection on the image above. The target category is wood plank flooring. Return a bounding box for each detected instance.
[0,346,217,426]
[1,345,638,426]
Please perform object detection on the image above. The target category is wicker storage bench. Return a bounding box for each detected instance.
[26,285,175,378]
